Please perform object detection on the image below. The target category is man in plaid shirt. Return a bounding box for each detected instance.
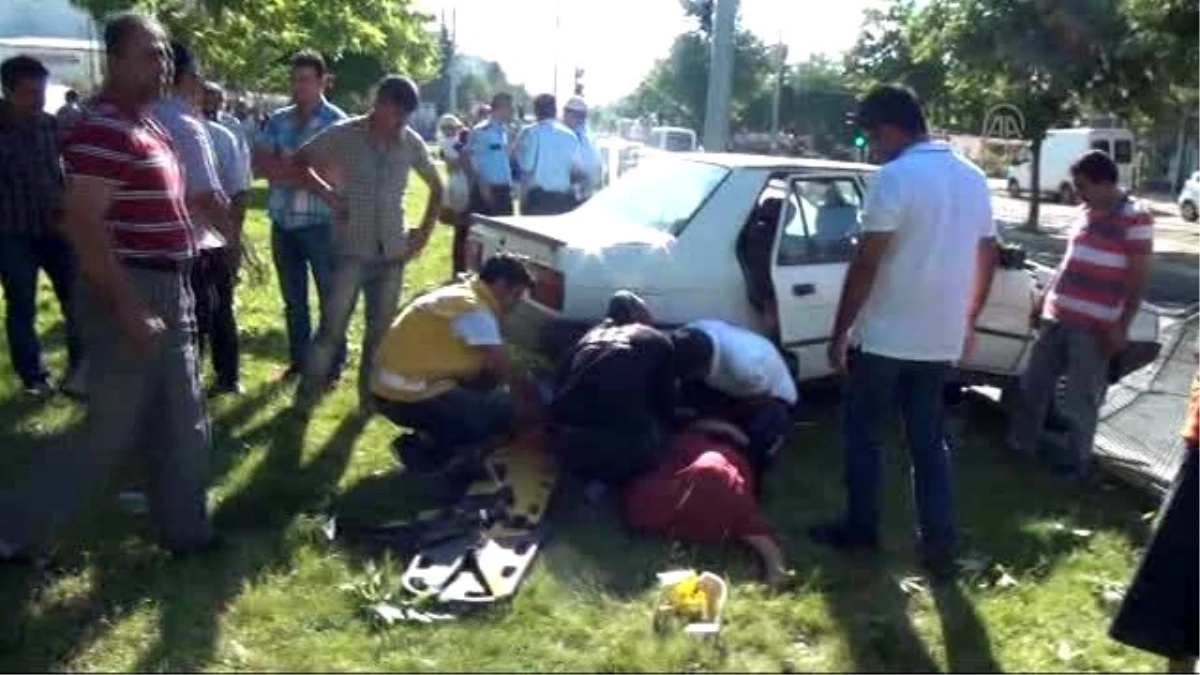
[0,55,81,396]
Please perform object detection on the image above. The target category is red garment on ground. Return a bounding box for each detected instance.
[621,430,771,543]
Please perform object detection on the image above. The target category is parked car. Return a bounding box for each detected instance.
[1006,127,1136,204]
[1178,170,1199,222]
[466,153,1160,393]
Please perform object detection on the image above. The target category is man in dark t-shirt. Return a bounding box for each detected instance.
[550,291,675,487]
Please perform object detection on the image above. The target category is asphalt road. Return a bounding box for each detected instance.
[986,186,1199,312]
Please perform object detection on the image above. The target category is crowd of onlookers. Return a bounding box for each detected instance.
[0,9,1192,671]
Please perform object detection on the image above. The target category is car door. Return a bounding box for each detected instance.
[770,174,864,380]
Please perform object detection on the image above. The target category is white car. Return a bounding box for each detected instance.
[1178,171,1199,222]
[467,154,1160,391]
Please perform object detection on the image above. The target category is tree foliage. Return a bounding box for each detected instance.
[71,0,439,108]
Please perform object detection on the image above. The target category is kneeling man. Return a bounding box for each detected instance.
[670,319,798,484]
[371,254,535,474]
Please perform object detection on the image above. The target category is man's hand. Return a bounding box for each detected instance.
[962,326,978,361]
[402,227,432,262]
[828,332,850,374]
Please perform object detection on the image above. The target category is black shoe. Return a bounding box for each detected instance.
[808,520,881,552]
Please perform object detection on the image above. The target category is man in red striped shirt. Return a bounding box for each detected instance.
[0,13,218,563]
[1008,150,1153,478]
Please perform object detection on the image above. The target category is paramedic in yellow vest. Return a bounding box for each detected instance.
[371,254,536,472]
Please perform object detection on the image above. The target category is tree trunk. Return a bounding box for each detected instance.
[1024,135,1044,233]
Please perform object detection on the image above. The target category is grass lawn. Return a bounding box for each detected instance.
[0,180,1167,673]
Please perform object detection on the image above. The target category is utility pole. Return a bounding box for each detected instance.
[447,6,458,114]
[552,0,561,102]
[770,39,786,154]
[702,0,738,153]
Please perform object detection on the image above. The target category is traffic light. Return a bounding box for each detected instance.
[854,133,868,149]
[573,67,584,96]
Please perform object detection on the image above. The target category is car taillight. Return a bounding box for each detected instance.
[465,239,483,271]
[529,264,564,311]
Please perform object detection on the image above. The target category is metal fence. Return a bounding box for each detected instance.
[1094,310,1198,496]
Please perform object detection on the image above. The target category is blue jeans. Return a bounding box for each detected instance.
[0,233,81,386]
[842,350,957,552]
[300,255,405,404]
[376,386,515,450]
[270,222,345,373]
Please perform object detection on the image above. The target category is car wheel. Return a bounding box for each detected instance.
[1058,183,1079,206]
[1007,178,1020,199]
[1181,200,1198,222]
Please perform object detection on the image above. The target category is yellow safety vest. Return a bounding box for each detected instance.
[371,279,503,403]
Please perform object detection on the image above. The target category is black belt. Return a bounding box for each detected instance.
[122,257,190,272]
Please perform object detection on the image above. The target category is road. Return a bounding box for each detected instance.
[985,181,1199,312]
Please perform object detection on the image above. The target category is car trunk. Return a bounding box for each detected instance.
[466,214,568,315]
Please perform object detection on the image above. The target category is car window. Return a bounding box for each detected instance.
[1114,139,1133,164]
[777,176,863,266]
[1091,139,1111,155]
[647,130,663,148]
[574,157,728,235]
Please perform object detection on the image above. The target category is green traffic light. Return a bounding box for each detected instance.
[854,135,867,149]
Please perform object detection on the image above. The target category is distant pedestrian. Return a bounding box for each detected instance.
[0,13,218,562]
[0,55,82,396]
[292,75,445,414]
[153,42,237,394]
[54,88,85,134]
[200,80,251,395]
[437,113,472,275]
[1007,150,1153,477]
[808,85,998,582]
[202,81,252,182]
[562,96,602,202]
[464,93,514,217]
[253,50,348,383]
[518,93,584,216]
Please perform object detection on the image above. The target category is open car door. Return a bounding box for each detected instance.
[770,174,864,380]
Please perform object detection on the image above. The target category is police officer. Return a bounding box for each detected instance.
[519,93,584,216]
[563,96,602,203]
[464,93,515,216]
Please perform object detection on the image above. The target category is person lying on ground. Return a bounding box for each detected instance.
[370,253,537,475]
[550,290,675,488]
[671,319,798,488]
[621,417,788,586]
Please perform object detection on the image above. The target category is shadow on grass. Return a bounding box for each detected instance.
[0,408,367,672]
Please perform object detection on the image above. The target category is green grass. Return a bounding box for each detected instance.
[0,181,1166,672]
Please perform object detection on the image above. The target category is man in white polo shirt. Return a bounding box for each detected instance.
[808,85,998,581]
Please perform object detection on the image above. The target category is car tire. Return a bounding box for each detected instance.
[1058,182,1079,206]
[1007,178,1021,199]
[1181,200,1198,222]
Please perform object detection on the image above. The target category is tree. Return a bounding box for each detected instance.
[72,0,439,108]
[619,26,772,133]
[905,0,1130,230]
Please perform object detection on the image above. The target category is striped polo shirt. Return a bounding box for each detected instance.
[1044,198,1153,328]
[62,95,196,261]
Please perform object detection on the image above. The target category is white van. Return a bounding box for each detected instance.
[645,126,699,153]
[1005,127,1135,204]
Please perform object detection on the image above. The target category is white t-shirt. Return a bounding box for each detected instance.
[855,141,995,362]
[690,319,798,404]
[450,309,502,346]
